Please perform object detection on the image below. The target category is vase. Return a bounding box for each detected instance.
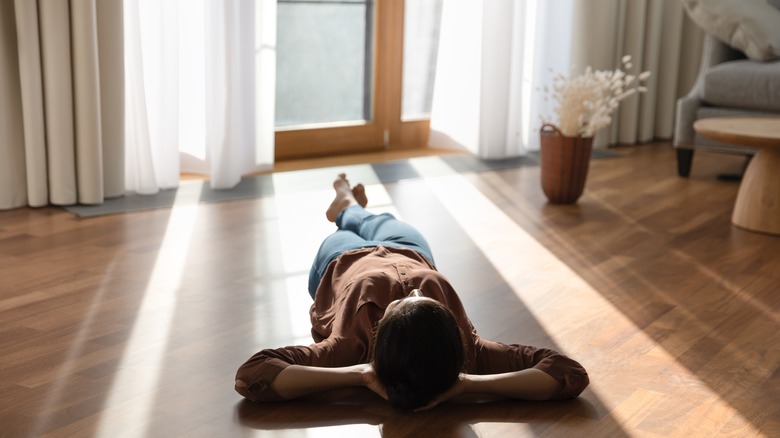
[539,124,594,204]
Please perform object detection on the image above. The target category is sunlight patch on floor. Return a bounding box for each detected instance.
[30,260,118,438]
[307,424,379,438]
[95,202,199,438]
[407,156,759,436]
[286,274,318,344]
[250,424,380,438]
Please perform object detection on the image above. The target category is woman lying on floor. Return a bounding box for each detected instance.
[235,174,589,411]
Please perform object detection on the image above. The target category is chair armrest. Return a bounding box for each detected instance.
[674,35,747,147]
[685,35,745,103]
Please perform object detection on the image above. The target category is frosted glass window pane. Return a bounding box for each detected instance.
[275,0,374,128]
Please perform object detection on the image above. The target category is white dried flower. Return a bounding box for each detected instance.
[542,56,651,137]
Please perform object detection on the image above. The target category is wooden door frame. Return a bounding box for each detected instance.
[274,0,430,162]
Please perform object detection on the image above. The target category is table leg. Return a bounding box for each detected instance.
[732,147,780,235]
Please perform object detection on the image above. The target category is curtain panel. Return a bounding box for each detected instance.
[125,0,276,194]
[429,0,703,157]
[571,0,704,147]
[429,0,573,159]
[0,0,124,210]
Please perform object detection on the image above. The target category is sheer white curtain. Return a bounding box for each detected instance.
[429,0,702,157]
[124,0,276,194]
[429,0,573,158]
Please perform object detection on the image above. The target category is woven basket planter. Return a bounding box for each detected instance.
[539,124,594,204]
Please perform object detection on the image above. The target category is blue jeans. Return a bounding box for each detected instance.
[307,205,435,298]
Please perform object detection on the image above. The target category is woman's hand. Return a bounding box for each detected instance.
[358,363,388,400]
[414,373,470,412]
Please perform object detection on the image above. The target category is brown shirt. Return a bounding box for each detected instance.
[235,246,589,402]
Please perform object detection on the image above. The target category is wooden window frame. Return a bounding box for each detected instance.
[274,0,430,161]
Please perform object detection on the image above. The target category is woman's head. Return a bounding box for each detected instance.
[372,292,466,411]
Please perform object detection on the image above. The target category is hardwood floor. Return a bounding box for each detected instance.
[1,142,777,437]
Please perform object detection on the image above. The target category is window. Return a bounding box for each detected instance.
[274,0,442,160]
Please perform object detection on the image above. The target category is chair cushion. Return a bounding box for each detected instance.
[702,59,780,111]
[682,0,780,61]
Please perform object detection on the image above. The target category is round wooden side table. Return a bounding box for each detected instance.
[693,117,780,235]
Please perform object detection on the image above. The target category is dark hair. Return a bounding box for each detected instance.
[372,299,466,411]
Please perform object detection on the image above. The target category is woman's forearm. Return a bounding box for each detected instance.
[464,368,562,401]
[270,364,366,400]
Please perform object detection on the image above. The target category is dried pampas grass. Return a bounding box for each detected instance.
[544,56,650,137]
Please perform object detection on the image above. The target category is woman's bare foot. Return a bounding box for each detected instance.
[352,183,368,208]
[326,174,360,222]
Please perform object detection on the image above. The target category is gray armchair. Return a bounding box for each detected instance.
[673,35,780,177]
